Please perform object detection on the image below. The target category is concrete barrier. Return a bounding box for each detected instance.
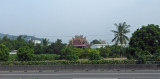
[0,64,159,72]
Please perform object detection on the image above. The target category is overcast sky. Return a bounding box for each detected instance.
[0,0,160,43]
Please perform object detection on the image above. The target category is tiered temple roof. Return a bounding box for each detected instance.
[67,35,89,47]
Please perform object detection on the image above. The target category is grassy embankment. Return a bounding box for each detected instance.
[8,54,127,62]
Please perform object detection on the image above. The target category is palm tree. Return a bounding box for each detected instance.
[42,38,49,46]
[111,22,130,57]
[111,22,130,45]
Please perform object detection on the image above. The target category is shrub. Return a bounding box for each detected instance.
[126,47,136,60]
[99,46,111,58]
[61,46,72,59]
[8,54,17,61]
[17,46,34,61]
[0,60,138,65]
[34,44,44,54]
[60,46,82,60]
[66,53,79,61]
[80,47,90,58]
[153,49,160,61]
[88,49,102,60]
[0,44,9,61]
[32,54,60,61]
[110,45,121,58]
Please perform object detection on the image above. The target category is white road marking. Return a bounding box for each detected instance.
[73,78,118,79]
[0,73,159,76]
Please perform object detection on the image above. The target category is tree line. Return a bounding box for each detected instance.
[0,35,128,61]
[0,22,160,64]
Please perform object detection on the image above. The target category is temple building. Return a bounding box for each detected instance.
[66,35,89,48]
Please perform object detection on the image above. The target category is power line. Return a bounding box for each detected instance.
[35,34,114,38]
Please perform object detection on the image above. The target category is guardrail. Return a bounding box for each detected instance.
[0,64,159,72]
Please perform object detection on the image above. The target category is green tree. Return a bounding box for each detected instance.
[34,44,43,54]
[0,44,9,61]
[111,22,130,45]
[17,46,34,61]
[130,24,160,55]
[99,46,111,58]
[0,36,13,50]
[111,22,130,57]
[15,36,28,50]
[88,49,102,60]
[91,39,101,44]
[60,46,80,60]
[47,39,65,54]
[54,39,65,54]
[153,49,160,61]
[66,53,79,61]
[80,47,90,58]
[28,40,34,49]
[42,38,49,46]
[17,35,23,41]
[1,41,12,50]
[2,36,10,42]
[110,45,121,58]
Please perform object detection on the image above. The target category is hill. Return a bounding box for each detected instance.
[0,33,43,41]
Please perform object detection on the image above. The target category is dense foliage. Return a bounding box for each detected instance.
[99,46,111,58]
[129,24,160,62]
[1,23,160,64]
[88,49,102,60]
[47,39,65,54]
[98,45,127,58]
[0,60,137,65]
[60,46,82,60]
[0,35,128,62]
[32,54,60,61]
[0,44,9,61]
[17,46,34,61]
[130,24,160,54]
[66,54,79,61]
[0,36,29,50]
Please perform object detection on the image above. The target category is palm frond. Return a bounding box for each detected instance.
[123,35,129,41]
[123,29,130,34]
[111,22,131,45]
[124,25,131,29]
[111,30,119,33]
[112,35,118,42]
[115,37,120,45]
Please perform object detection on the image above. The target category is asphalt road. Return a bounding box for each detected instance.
[0,71,160,79]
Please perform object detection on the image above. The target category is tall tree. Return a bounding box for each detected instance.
[47,39,65,54]
[130,24,160,55]
[111,22,130,45]
[111,22,130,57]
[15,35,27,50]
[42,38,49,46]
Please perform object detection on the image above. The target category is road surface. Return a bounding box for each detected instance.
[0,71,160,79]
